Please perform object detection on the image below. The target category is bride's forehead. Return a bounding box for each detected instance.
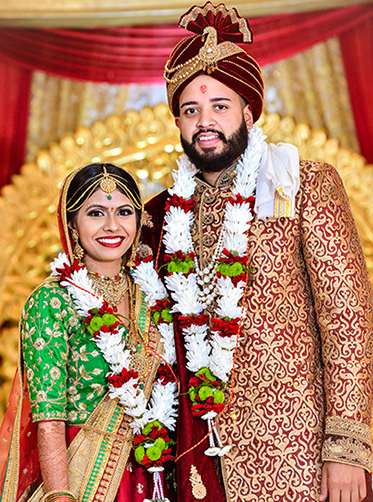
[83,189,133,207]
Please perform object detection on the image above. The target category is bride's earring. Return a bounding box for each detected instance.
[72,231,84,261]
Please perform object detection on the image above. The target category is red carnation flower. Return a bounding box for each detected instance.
[188,374,221,389]
[219,249,249,267]
[108,368,139,388]
[191,396,225,417]
[133,434,148,445]
[179,314,209,329]
[151,298,170,312]
[148,426,169,441]
[156,364,176,385]
[56,258,84,283]
[188,376,203,388]
[230,273,248,286]
[227,194,255,212]
[227,194,246,205]
[210,318,240,337]
[165,194,195,213]
[164,250,195,263]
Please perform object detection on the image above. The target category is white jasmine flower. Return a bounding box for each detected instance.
[225,202,254,230]
[50,253,70,276]
[163,206,194,254]
[165,273,204,315]
[184,330,210,372]
[158,323,176,366]
[234,126,265,198]
[109,379,147,417]
[144,381,178,430]
[132,261,167,306]
[209,336,237,382]
[168,154,197,199]
[61,268,103,316]
[215,278,245,319]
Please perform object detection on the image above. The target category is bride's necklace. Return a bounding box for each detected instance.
[87,267,129,306]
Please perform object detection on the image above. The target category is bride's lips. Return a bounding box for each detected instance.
[96,236,125,248]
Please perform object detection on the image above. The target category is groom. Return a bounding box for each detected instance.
[141,3,373,501]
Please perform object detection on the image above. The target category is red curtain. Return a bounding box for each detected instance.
[0,60,31,189]
[0,5,371,83]
[340,14,373,163]
[0,4,372,188]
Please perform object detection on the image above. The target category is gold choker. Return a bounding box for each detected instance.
[88,269,129,307]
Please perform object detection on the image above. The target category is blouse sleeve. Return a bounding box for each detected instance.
[21,280,73,422]
[300,161,373,471]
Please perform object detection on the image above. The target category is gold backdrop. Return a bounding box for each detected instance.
[0,104,372,420]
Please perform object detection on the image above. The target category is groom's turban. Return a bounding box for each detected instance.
[164,2,264,122]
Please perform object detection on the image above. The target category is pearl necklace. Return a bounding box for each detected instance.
[195,228,225,306]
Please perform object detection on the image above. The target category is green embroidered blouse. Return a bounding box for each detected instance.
[21,278,110,424]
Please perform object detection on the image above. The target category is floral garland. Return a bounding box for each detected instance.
[50,254,177,502]
[136,126,266,457]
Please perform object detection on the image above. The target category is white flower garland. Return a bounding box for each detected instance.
[135,126,266,456]
[51,253,178,435]
[164,126,265,383]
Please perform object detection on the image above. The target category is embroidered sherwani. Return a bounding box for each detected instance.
[143,159,373,502]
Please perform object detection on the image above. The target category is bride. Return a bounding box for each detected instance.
[0,163,177,502]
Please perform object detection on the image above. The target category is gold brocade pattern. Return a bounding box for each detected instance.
[191,165,237,269]
[189,465,207,500]
[191,160,373,501]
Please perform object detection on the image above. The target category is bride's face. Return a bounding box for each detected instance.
[72,188,137,272]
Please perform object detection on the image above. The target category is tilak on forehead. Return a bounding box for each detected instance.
[164,1,264,122]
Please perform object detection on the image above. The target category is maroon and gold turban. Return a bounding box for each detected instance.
[164,2,264,122]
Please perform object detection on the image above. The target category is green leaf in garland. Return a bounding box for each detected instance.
[197,367,216,382]
[154,437,167,451]
[217,262,244,277]
[167,256,194,274]
[101,313,118,326]
[188,387,198,402]
[230,262,244,276]
[142,420,161,435]
[89,315,104,332]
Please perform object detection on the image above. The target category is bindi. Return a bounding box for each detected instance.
[110,207,114,212]
[200,85,207,94]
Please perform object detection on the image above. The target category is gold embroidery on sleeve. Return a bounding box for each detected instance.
[323,417,373,471]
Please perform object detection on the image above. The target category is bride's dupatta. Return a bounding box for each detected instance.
[0,283,161,502]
